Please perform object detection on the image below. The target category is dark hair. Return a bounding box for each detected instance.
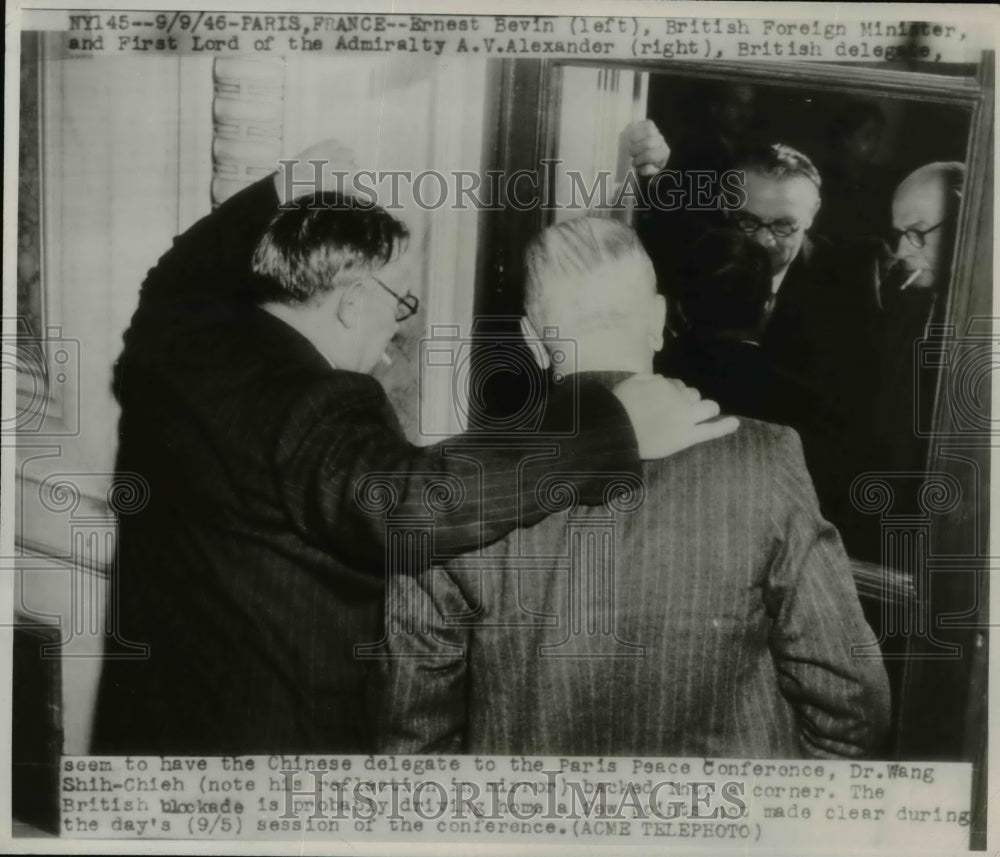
[735,142,822,190]
[251,193,408,305]
[675,228,772,336]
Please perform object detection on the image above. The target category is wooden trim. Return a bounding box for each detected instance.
[475,60,530,318]
[211,56,285,205]
[893,50,993,756]
[542,62,564,226]
[13,33,82,439]
[547,56,985,105]
[418,60,490,441]
[474,59,558,318]
[896,53,992,839]
[937,55,995,357]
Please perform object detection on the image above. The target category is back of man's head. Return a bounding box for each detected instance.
[252,193,409,305]
[676,229,772,341]
[524,217,657,347]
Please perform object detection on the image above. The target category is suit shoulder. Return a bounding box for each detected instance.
[734,416,801,445]
[701,417,802,456]
[741,419,808,471]
[642,417,803,478]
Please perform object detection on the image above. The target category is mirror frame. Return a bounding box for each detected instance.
[475,54,993,847]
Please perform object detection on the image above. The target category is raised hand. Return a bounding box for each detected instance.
[625,119,670,177]
[274,139,359,204]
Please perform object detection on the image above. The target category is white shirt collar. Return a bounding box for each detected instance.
[771,266,790,295]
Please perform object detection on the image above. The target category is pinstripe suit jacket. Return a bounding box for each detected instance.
[375,393,891,759]
[92,179,641,755]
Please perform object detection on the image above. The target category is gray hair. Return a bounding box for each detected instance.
[523,217,655,339]
[736,143,822,190]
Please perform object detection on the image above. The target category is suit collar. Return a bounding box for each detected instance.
[798,233,816,265]
[772,233,818,301]
[783,234,815,283]
[242,302,336,374]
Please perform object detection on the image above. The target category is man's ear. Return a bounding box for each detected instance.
[804,195,821,230]
[647,294,667,353]
[336,282,366,329]
[520,315,551,370]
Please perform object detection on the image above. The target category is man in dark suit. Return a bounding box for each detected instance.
[375,216,890,759]
[638,135,888,425]
[842,162,967,564]
[663,228,850,523]
[874,161,965,473]
[92,145,735,755]
[718,144,891,560]
[725,144,888,398]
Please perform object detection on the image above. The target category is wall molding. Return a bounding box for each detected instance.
[211,56,285,205]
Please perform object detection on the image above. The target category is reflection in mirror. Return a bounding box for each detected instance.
[548,66,972,567]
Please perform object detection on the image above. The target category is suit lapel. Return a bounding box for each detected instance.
[771,234,814,317]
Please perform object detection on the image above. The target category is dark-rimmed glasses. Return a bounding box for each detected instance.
[730,212,801,239]
[891,221,944,250]
[373,277,420,323]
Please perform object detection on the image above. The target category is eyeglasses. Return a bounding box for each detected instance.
[730,212,801,239]
[892,221,944,250]
[373,277,420,323]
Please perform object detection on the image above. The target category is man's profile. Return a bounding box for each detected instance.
[869,161,966,477]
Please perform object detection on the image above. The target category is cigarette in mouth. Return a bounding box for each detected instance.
[380,351,393,367]
[900,269,923,289]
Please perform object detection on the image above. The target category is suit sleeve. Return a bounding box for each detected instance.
[273,369,639,571]
[132,175,284,317]
[133,174,642,568]
[763,427,891,758]
[372,567,471,753]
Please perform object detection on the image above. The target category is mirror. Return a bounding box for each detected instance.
[474,56,992,772]
[541,64,975,558]
[556,69,973,564]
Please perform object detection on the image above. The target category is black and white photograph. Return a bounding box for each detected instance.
[2,1,996,853]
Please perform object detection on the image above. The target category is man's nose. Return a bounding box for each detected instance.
[751,227,776,248]
[895,237,919,259]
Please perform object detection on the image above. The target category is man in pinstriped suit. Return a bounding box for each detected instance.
[375,216,891,759]
[94,137,735,755]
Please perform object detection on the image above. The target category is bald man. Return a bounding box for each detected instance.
[864,162,966,531]
[890,161,965,293]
